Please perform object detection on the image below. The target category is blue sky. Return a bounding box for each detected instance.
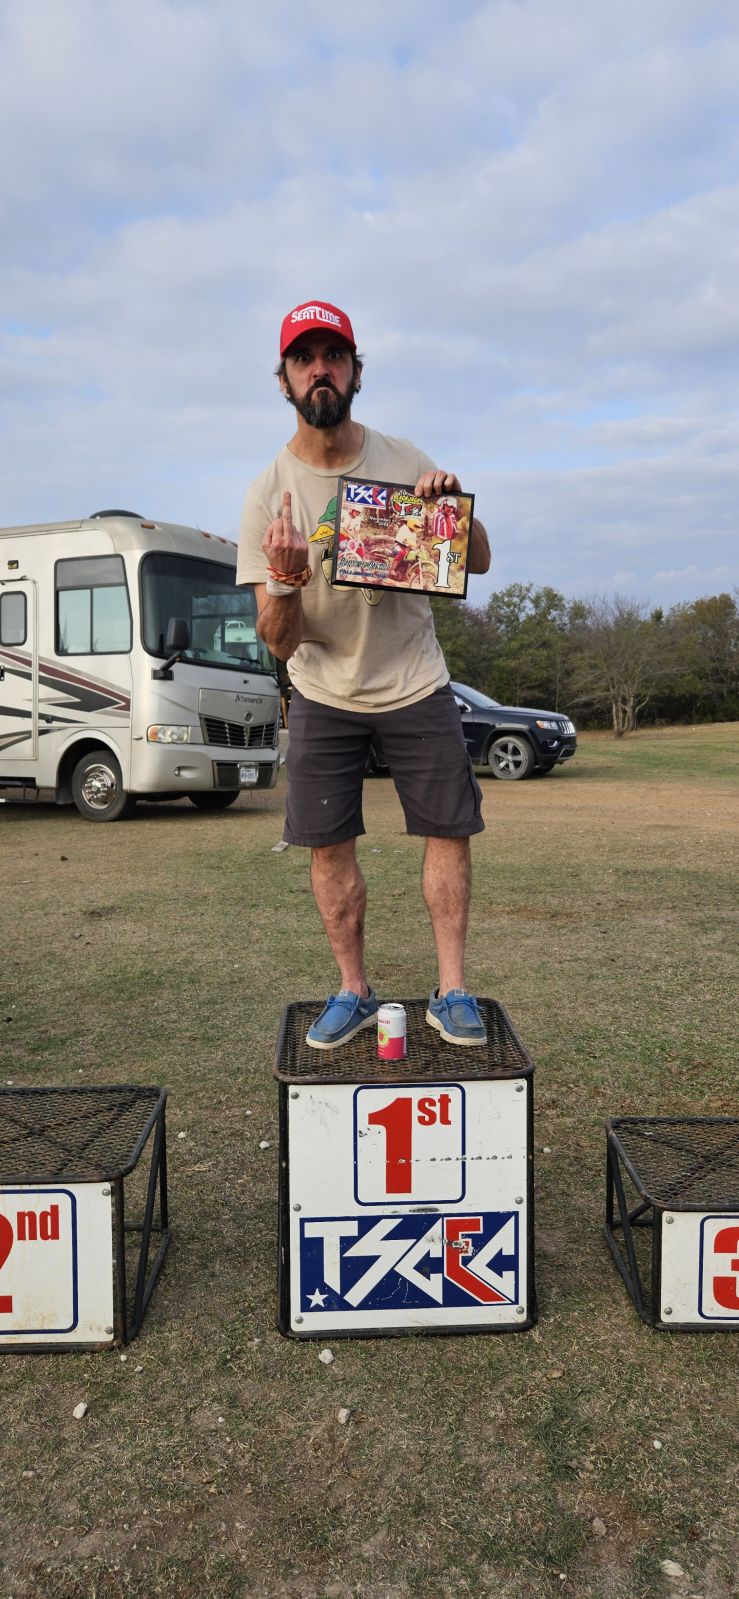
[1,0,738,609]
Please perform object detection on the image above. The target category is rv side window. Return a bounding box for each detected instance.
[0,592,27,646]
[55,556,132,655]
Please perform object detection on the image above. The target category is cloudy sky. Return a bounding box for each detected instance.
[2,0,738,608]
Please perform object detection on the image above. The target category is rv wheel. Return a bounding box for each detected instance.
[187,791,240,810]
[71,750,137,822]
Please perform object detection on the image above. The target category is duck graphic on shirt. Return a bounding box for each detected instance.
[308,495,383,605]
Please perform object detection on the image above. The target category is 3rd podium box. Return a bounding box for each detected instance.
[274,999,536,1338]
[605,1116,739,1330]
[0,1085,170,1350]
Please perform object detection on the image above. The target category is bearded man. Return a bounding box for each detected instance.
[237,301,491,1049]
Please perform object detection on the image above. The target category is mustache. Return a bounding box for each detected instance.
[309,378,340,399]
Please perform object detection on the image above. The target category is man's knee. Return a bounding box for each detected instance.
[424,835,472,859]
[312,838,359,872]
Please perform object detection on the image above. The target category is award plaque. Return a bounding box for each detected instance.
[331,478,474,598]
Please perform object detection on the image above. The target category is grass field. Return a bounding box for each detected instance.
[1,724,737,1599]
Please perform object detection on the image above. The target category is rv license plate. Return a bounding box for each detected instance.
[239,764,259,786]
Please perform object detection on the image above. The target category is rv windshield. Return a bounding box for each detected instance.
[141,552,273,672]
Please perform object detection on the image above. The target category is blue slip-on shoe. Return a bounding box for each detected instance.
[306,987,379,1050]
[426,988,487,1047]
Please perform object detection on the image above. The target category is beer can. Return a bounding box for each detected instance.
[377,1003,407,1061]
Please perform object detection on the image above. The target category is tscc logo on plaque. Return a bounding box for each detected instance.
[354,1085,465,1204]
[300,1211,519,1312]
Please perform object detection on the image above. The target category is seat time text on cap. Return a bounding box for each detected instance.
[280,301,356,357]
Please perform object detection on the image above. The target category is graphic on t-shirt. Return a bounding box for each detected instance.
[332,479,473,598]
[308,496,338,546]
[309,495,384,605]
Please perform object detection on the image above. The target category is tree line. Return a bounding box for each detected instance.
[430,587,739,735]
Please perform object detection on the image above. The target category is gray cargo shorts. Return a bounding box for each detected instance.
[284,684,484,848]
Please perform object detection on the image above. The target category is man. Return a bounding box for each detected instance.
[237,301,491,1049]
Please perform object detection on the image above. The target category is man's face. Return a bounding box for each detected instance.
[282,335,357,428]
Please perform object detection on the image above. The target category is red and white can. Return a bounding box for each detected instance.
[377,1003,407,1061]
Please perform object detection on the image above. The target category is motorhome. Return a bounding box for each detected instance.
[0,510,281,820]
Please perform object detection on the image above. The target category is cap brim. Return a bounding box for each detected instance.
[281,330,356,358]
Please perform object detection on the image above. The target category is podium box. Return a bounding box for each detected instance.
[0,1085,170,1350]
[604,1116,739,1330]
[274,999,536,1339]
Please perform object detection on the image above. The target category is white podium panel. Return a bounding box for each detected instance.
[0,1184,114,1346]
[660,1212,739,1325]
[276,1000,536,1339]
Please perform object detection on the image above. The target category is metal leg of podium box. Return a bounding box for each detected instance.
[115,1112,171,1345]
[604,1139,651,1322]
[130,1112,170,1340]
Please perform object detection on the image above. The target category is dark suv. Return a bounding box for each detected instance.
[368,681,577,780]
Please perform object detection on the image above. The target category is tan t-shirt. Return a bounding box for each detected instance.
[236,428,450,713]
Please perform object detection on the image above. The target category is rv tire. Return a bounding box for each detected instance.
[187,791,240,811]
[71,750,137,822]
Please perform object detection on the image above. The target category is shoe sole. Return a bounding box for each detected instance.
[425,1008,487,1047]
[305,1012,378,1050]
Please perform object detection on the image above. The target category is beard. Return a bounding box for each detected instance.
[284,373,356,429]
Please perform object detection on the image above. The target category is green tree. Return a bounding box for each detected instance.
[430,599,494,688]
[568,596,675,736]
[433,583,738,727]
[667,593,739,718]
[484,584,571,707]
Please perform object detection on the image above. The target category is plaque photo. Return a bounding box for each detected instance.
[331,477,474,598]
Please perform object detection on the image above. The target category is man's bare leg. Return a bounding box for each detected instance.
[422,836,471,994]
[311,839,369,996]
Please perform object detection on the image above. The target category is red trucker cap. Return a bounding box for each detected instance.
[280,300,356,357]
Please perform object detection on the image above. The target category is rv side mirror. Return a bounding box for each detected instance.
[165,618,190,652]
[152,617,191,680]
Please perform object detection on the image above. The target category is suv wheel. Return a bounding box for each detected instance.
[488,734,534,781]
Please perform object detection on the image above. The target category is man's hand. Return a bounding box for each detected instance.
[262,491,309,573]
[414,469,462,498]
[414,468,491,574]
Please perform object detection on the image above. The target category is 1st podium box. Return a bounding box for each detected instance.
[274,999,536,1339]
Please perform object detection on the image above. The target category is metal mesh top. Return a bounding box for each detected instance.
[274,998,534,1084]
[608,1117,739,1208]
[0,1086,166,1183]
